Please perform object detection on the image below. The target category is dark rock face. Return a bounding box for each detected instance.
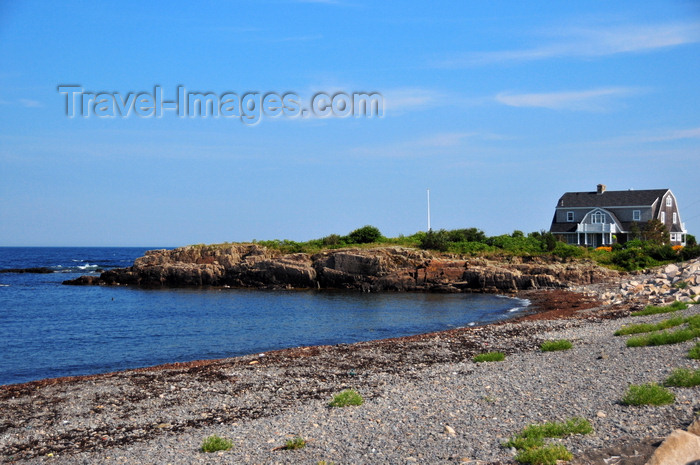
[0,267,54,274]
[62,245,619,292]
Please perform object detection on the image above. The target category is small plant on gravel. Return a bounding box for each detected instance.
[515,444,573,465]
[614,316,686,336]
[626,327,700,347]
[631,300,688,316]
[622,383,675,406]
[665,368,700,387]
[688,342,700,359]
[472,351,506,362]
[284,436,307,450]
[503,417,593,465]
[329,389,364,407]
[200,435,233,453]
[540,339,573,352]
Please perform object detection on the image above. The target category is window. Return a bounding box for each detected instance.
[633,210,641,221]
[671,233,678,242]
[592,211,605,224]
[661,211,666,223]
[666,196,672,207]
[673,212,677,224]
[566,211,574,222]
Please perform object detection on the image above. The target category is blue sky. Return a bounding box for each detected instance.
[1,1,699,246]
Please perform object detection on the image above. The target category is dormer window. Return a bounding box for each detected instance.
[633,210,641,221]
[592,211,605,224]
[566,211,574,222]
[666,196,672,207]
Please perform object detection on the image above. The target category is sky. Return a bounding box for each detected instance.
[0,1,699,246]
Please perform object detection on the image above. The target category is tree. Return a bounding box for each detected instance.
[687,234,697,247]
[641,219,670,245]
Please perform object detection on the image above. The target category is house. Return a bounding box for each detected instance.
[550,184,687,247]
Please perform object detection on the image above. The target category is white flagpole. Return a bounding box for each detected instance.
[427,188,431,231]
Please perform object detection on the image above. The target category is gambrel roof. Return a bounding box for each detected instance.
[556,189,669,208]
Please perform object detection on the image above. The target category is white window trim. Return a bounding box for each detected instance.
[633,210,641,221]
[592,212,605,224]
[666,197,672,207]
[566,211,574,222]
[661,211,666,223]
[673,212,677,224]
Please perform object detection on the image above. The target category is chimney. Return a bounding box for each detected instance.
[597,184,606,194]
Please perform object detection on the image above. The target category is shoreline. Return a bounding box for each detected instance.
[0,289,596,391]
[2,287,698,464]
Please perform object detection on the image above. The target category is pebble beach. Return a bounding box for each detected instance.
[2,289,699,465]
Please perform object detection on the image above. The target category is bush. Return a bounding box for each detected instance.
[447,227,487,243]
[346,225,383,244]
[201,435,233,453]
[540,340,573,352]
[329,389,364,407]
[552,242,585,258]
[680,245,700,261]
[473,352,506,363]
[626,327,700,347]
[610,248,656,271]
[622,383,675,406]
[419,229,450,252]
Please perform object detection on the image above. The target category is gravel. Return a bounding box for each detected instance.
[1,298,699,465]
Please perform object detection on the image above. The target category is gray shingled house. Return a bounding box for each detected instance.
[550,184,687,247]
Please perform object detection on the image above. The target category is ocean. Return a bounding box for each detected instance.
[0,247,530,386]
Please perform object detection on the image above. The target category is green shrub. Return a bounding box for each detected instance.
[622,383,675,406]
[201,435,233,453]
[540,340,573,352]
[329,389,364,407]
[473,351,506,363]
[610,248,657,271]
[665,368,700,387]
[284,436,307,450]
[346,225,383,244]
[419,229,450,252]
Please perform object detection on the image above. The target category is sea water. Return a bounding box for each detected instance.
[0,247,529,386]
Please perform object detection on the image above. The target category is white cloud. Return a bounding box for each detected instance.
[437,22,700,67]
[495,87,639,111]
[18,98,42,108]
[348,131,502,158]
[382,87,445,113]
[599,126,700,145]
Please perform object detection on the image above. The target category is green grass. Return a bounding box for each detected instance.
[329,389,364,407]
[688,342,700,359]
[615,316,686,336]
[626,327,700,347]
[472,351,506,363]
[515,444,573,465]
[665,368,700,387]
[200,435,233,453]
[503,417,593,465]
[284,436,307,450]
[540,340,573,352]
[622,383,675,406]
[631,300,689,316]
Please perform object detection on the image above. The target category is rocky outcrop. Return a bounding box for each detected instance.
[63,244,619,292]
[591,259,700,306]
